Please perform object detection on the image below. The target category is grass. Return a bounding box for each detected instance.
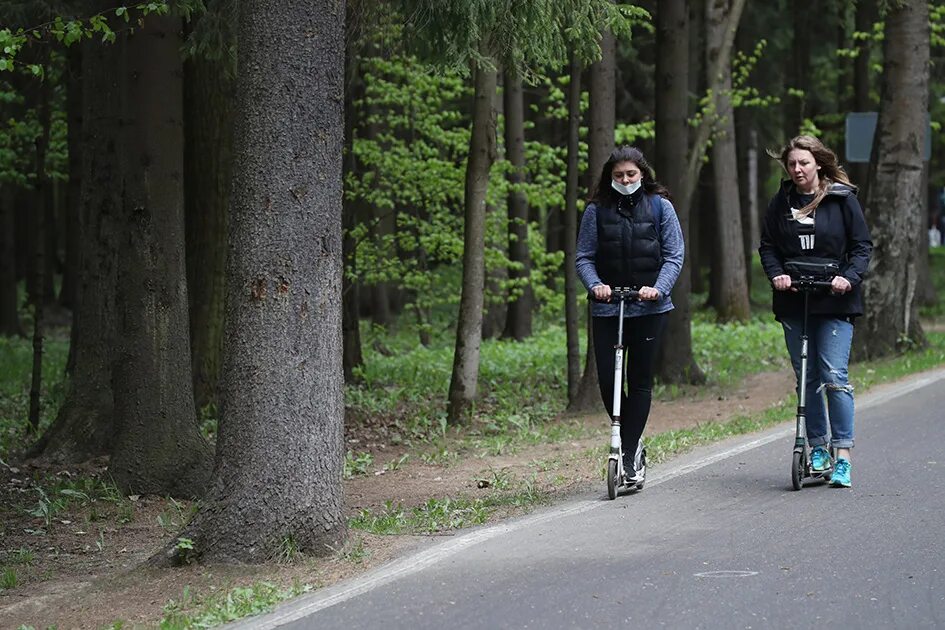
[156,581,311,629]
[349,477,549,535]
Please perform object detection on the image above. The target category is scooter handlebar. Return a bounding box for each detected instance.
[588,287,640,303]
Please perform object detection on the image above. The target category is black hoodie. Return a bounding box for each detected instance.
[759,179,873,320]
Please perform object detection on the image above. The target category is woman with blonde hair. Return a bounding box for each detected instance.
[759,135,873,488]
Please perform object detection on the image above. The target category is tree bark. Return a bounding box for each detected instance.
[342,2,364,381]
[856,0,929,359]
[59,45,82,311]
[0,187,21,337]
[447,54,497,424]
[501,69,533,341]
[563,54,582,406]
[850,0,875,196]
[569,28,615,414]
[164,0,347,563]
[783,0,811,139]
[30,35,120,462]
[109,16,213,497]
[184,35,234,412]
[654,0,705,384]
[706,0,750,323]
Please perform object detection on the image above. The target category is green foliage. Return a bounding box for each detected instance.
[349,478,548,535]
[0,332,69,459]
[920,249,945,320]
[1,566,17,589]
[160,581,310,629]
[398,0,648,78]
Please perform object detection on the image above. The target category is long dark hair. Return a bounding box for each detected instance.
[590,146,672,205]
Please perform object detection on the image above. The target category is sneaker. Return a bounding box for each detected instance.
[626,441,646,485]
[830,458,851,488]
[810,446,832,472]
[621,450,634,480]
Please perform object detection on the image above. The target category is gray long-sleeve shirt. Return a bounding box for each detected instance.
[575,196,685,317]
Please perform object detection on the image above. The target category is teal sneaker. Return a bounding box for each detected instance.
[830,458,851,487]
[810,446,832,472]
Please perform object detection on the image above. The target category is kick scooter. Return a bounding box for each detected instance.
[784,259,839,491]
[594,287,645,500]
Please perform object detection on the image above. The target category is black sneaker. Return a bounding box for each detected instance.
[626,441,646,486]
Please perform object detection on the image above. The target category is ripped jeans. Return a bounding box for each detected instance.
[781,315,855,449]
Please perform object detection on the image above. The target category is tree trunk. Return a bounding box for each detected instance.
[501,69,533,341]
[678,0,746,217]
[783,0,811,139]
[856,0,929,359]
[164,0,347,563]
[0,187,21,337]
[342,4,364,381]
[29,35,120,462]
[706,0,750,323]
[109,16,213,497]
[563,54,582,405]
[850,0,875,195]
[59,45,82,311]
[447,55,497,424]
[29,70,52,432]
[184,37,234,412]
[570,28,615,414]
[654,0,705,384]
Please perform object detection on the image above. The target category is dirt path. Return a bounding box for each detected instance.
[1,369,796,629]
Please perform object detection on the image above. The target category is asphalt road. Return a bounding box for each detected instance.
[240,369,945,630]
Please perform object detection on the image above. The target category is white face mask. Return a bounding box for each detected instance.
[611,179,642,196]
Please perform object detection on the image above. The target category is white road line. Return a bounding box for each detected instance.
[234,367,945,629]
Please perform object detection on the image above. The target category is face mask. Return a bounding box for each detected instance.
[611,179,642,196]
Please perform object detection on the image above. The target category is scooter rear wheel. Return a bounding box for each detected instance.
[791,451,804,491]
[607,459,618,500]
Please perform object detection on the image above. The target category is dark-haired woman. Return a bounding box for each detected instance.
[759,135,872,488]
[575,146,684,485]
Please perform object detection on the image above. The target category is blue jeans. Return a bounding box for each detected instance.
[781,316,855,449]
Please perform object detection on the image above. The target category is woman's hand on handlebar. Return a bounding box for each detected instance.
[772,274,792,291]
[638,286,660,301]
[591,284,612,301]
[830,275,852,294]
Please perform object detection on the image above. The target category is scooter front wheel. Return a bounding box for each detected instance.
[607,459,618,500]
[791,451,804,491]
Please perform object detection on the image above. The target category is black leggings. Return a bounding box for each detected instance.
[593,313,668,453]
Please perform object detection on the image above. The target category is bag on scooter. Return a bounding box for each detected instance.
[783,257,839,283]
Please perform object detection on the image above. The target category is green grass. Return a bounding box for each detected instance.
[349,478,549,535]
[0,333,69,459]
[157,581,310,630]
[920,249,945,320]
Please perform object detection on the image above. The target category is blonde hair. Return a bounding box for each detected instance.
[768,135,854,217]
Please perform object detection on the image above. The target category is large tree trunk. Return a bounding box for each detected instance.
[501,69,533,342]
[783,0,811,139]
[655,0,705,384]
[59,45,82,311]
[706,0,750,323]
[0,187,21,337]
[109,16,213,497]
[184,33,234,412]
[850,0,875,196]
[342,3,364,381]
[164,0,347,563]
[29,34,120,461]
[29,69,52,432]
[856,0,929,359]
[563,54,582,405]
[569,28,614,414]
[447,55,497,424]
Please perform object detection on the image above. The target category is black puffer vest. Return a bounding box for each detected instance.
[595,193,661,289]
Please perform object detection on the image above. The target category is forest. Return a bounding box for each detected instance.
[2,0,945,625]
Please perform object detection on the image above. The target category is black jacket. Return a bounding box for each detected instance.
[595,192,661,289]
[759,180,873,320]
